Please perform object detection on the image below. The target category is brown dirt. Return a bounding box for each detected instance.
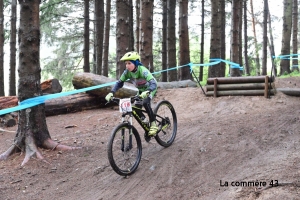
[0,77,300,200]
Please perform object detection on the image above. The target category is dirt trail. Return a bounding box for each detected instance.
[0,77,300,200]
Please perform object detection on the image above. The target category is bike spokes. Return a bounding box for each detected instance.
[107,124,142,176]
[154,101,177,147]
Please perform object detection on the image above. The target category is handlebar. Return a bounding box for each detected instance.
[106,95,142,105]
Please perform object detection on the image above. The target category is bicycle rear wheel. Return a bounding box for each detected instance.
[153,100,177,147]
[107,123,142,176]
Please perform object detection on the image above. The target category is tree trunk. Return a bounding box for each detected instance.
[208,0,221,78]
[0,0,4,96]
[291,0,298,71]
[167,0,177,81]
[9,0,17,96]
[220,0,226,77]
[243,0,250,76]
[0,1,78,166]
[102,0,111,77]
[199,0,204,81]
[94,0,104,75]
[161,0,168,82]
[83,0,90,72]
[116,0,131,79]
[139,0,154,72]
[178,0,191,80]
[135,0,140,52]
[230,0,241,77]
[250,0,261,75]
[280,0,292,75]
[261,0,268,75]
[267,3,277,76]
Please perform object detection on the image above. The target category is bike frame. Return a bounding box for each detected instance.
[113,96,166,138]
[121,105,150,132]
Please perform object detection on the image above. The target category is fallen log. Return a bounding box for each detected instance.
[276,88,300,97]
[157,80,197,89]
[0,79,63,110]
[206,89,275,97]
[72,72,138,97]
[41,78,62,94]
[0,96,18,110]
[205,83,273,91]
[45,93,106,116]
[207,76,274,85]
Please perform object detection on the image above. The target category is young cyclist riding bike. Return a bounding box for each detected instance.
[105,51,158,136]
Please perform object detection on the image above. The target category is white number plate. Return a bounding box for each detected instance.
[119,98,132,113]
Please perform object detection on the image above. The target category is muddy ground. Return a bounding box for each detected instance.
[0,77,300,200]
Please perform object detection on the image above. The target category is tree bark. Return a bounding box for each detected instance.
[250,0,261,75]
[208,0,220,78]
[102,0,111,77]
[0,1,79,166]
[83,0,90,72]
[230,0,241,77]
[279,0,292,75]
[161,0,168,82]
[262,0,268,75]
[178,0,191,80]
[167,0,177,81]
[0,0,4,96]
[116,0,132,79]
[9,0,17,96]
[291,0,298,71]
[139,0,154,72]
[94,0,104,75]
[243,0,250,75]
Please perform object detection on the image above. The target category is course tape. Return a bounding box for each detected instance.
[0,81,116,115]
[273,54,300,59]
[0,58,243,115]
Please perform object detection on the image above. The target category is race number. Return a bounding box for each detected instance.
[119,98,132,113]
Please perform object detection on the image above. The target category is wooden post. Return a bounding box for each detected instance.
[214,78,218,98]
[264,75,269,98]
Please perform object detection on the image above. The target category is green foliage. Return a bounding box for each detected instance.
[279,70,300,78]
[40,0,87,90]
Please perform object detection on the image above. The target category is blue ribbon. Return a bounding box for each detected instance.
[1,58,245,115]
[0,81,116,115]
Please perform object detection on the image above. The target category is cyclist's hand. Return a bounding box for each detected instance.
[139,91,150,99]
[105,92,113,102]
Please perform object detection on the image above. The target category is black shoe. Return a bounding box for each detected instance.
[144,132,151,142]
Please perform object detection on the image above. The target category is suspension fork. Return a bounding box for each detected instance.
[121,114,133,151]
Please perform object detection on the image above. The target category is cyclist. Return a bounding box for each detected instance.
[105,51,158,136]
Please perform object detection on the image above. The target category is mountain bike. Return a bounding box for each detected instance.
[107,95,177,176]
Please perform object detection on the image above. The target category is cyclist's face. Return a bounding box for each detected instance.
[125,61,135,71]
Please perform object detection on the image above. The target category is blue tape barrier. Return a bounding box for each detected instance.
[1,58,244,115]
[273,54,300,59]
[0,81,116,115]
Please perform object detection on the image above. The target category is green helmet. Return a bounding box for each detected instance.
[120,51,140,61]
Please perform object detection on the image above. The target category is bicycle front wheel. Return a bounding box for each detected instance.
[107,123,142,176]
[153,100,177,147]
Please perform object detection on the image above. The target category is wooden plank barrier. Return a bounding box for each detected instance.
[205,76,275,98]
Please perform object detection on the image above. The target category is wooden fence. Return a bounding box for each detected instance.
[205,76,275,98]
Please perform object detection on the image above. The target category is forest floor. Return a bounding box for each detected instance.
[0,76,300,200]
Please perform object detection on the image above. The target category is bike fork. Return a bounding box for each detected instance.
[121,116,133,152]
